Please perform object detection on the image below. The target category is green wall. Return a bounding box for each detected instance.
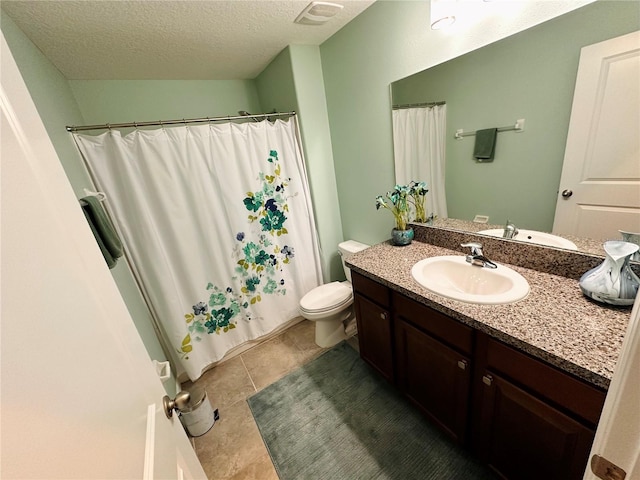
[319,0,604,245]
[257,46,345,280]
[69,80,261,125]
[255,47,297,114]
[289,45,345,280]
[1,12,175,393]
[392,2,640,231]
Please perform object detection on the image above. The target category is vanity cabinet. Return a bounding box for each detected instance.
[473,336,606,480]
[351,271,607,480]
[352,272,394,383]
[394,292,473,443]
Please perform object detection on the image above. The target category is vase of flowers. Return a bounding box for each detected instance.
[408,180,429,223]
[376,184,414,246]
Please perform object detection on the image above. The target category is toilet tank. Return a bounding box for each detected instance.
[338,240,370,283]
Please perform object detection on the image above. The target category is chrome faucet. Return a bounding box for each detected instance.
[461,242,497,269]
[503,220,519,239]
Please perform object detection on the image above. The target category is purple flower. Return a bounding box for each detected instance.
[236,232,245,241]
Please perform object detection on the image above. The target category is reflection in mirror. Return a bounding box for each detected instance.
[391,2,640,254]
[423,218,608,257]
[392,102,448,219]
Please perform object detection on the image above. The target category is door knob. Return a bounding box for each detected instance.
[561,189,573,198]
[162,391,190,418]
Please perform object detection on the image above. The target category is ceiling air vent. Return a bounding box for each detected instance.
[295,1,344,25]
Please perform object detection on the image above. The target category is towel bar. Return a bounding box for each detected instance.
[455,118,525,139]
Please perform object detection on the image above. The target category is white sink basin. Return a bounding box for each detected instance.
[411,256,530,305]
[477,229,578,250]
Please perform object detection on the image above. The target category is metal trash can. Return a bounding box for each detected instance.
[178,386,216,437]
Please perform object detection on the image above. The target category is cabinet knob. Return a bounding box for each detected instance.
[380,312,388,320]
[482,374,493,386]
[457,360,467,371]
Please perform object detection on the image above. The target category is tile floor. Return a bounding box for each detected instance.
[183,319,359,480]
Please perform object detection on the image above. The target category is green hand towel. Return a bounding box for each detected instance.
[473,128,497,161]
[81,196,123,268]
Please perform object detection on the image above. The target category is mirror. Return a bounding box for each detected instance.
[390,2,639,257]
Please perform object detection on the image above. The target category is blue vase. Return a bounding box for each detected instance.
[391,227,414,246]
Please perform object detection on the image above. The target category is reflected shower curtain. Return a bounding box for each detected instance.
[393,105,448,218]
[74,119,322,380]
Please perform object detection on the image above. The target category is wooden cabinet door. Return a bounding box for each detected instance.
[395,319,471,443]
[478,372,595,480]
[353,293,394,382]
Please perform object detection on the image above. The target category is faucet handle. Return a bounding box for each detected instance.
[503,220,518,238]
[461,242,483,256]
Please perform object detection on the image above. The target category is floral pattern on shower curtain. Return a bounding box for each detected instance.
[74,119,322,381]
[180,149,296,359]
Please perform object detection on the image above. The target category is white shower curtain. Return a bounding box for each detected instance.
[74,119,322,380]
[392,105,448,218]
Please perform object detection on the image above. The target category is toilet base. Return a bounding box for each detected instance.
[314,318,348,348]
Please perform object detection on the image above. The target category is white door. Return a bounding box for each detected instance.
[583,295,640,480]
[0,33,206,479]
[553,31,640,240]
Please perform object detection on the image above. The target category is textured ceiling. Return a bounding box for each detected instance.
[1,0,376,80]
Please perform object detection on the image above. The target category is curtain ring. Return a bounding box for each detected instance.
[134,121,138,129]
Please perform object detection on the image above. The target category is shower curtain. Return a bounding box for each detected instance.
[392,105,448,218]
[74,119,322,380]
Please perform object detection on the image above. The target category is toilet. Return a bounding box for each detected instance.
[299,240,369,348]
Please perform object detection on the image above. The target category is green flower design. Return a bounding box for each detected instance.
[255,250,270,266]
[243,242,260,264]
[260,209,287,233]
[209,292,227,306]
[264,278,278,294]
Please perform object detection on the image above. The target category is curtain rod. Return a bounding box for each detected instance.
[392,101,446,110]
[66,111,297,133]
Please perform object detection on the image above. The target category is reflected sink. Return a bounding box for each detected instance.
[411,256,530,304]
[477,229,578,250]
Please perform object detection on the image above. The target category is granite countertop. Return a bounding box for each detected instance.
[346,240,632,390]
[425,218,606,256]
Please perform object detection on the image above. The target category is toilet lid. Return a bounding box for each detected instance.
[300,281,353,312]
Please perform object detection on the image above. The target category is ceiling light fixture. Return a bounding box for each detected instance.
[295,1,344,25]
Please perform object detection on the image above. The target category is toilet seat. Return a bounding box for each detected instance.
[299,281,353,314]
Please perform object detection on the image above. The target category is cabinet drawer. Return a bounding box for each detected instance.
[393,291,473,356]
[485,337,606,426]
[352,271,391,308]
